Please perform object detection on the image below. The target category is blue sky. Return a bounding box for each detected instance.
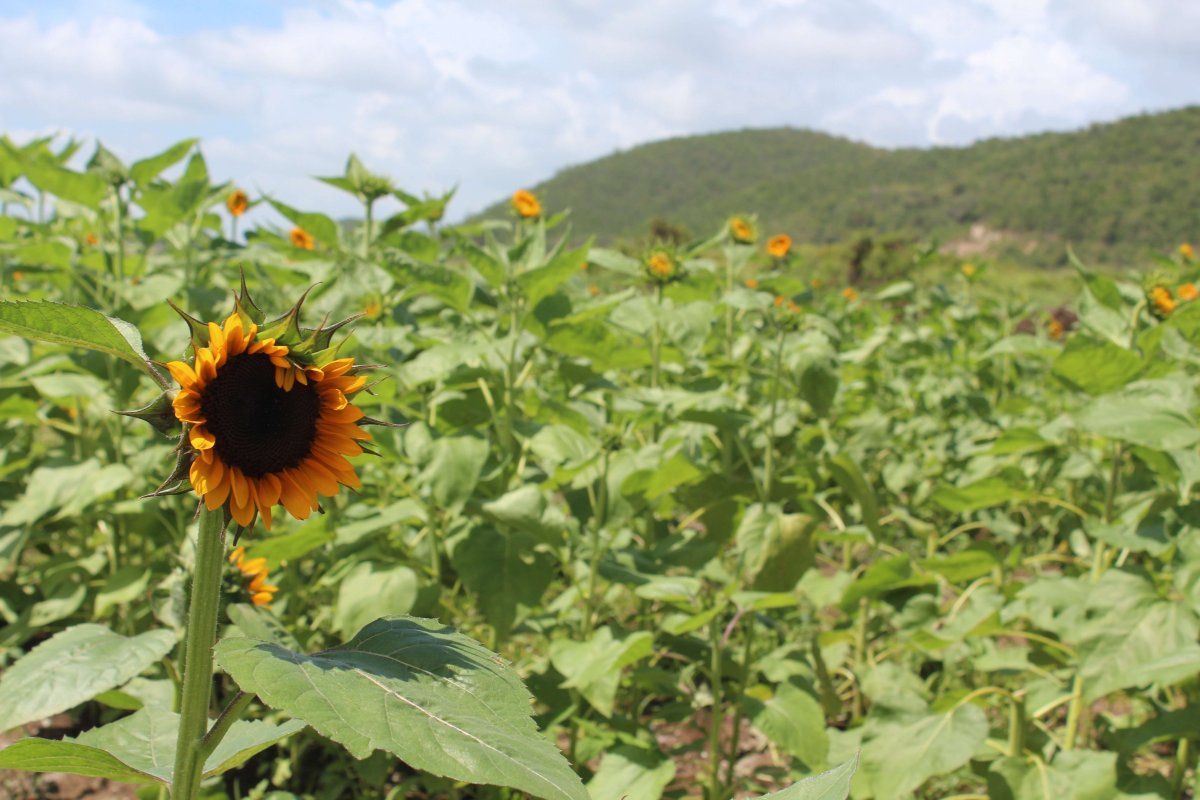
[3,0,1198,221]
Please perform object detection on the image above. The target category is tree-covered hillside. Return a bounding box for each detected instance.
[474,107,1200,265]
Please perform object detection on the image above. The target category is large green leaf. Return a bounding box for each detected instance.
[215,617,588,800]
[987,751,1117,800]
[752,756,857,799]
[266,197,341,246]
[0,624,175,732]
[586,744,675,800]
[930,475,1027,512]
[747,681,829,769]
[332,562,419,636]
[452,526,554,640]
[22,159,107,206]
[856,703,988,800]
[548,626,654,717]
[130,138,198,186]
[1051,334,1142,395]
[0,301,165,384]
[0,707,304,786]
[1075,391,1200,450]
[827,453,881,537]
[419,435,489,511]
[516,242,590,309]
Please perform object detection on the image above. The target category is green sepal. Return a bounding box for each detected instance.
[234,270,266,324]
[115,391,180,438]
[165,299,210,350]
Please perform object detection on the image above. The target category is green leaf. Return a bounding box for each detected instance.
[130,138,198,185]
[452,526,554,640]
[827,453,880,537]
[987,750,1116,800]
[389,258,473,312]
[0,301,164,384]
[735,505,816,591]
[333,562,419,636]
[1051,334,1143,395]
[216,617,588,800]
[0,624,175,732]
[841,556,936,609]
[549,626,654,717]
[246,520,334,569]
[23,159,107,206]
[517,242,591,309]
[857,703,988,800]
[226,603,302,651]
[747,681,829,769]
[95,567,151,617]
[1076,397,1200,452]
[930,475,1027,513]
[0,707,304,786]
[587,744,675,800]
[751,756,857,799]
[266,198,340,247]
[419,435,489,512]
[14,241,72,270]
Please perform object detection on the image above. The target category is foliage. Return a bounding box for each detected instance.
[0,137,1197,800]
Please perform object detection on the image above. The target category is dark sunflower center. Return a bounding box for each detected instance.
[198,352,320,478]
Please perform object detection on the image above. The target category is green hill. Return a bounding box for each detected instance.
[475,107,1200,265]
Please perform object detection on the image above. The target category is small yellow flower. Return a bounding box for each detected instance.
[766,234,791,258]
[811,278,823,290]
[1150,285,1176,317]
[227,189,250,218]
[786,300,801,314]
[745,278,759,289]
[229,546,279,607]
[12,271,23,281]
[729,216,756,244]
[511,189,541,218]
[85,232,98,247]
[1180,243,1194,260]
[842,287,860,302]
[1179,283,1198,302]
[365,302,382,319]
[588,285,600,297]
[1047,318,1065,340]
[646,252,676,281]
[773,295,784,307]
[579,262,589,271]
[290,227,315,250]
[961,263,976,277]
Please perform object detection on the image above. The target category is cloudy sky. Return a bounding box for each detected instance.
[2,0,1197,221]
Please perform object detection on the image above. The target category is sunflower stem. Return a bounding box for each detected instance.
[171,505,226,800]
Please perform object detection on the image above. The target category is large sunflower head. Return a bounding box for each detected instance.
[158,283,375,531]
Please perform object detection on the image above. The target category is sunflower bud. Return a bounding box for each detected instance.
[115,390,180,437]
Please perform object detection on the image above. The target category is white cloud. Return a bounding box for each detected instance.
[0,0,1192,220]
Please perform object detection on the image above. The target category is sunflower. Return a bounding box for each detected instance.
[163,294,373,531]
[961,263,977,277]
[229,546,278,607]
[1179,282,1198,302]
[766,234,791,258]
[1181,243,1194,260]
[745,278,760,289]
[842,287,860,302]
[644,248,680,284]
[290,227,316,250]
[1149,285,1175,318]
[227,189,250,218]
[511,189,542,219]
[729,216,756,244]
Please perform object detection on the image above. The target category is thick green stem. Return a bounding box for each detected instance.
[723,614,755,790]
[1063,672,1085,751]
[362,199,374,259]
[580,447,610,639]
[1172,736,1192,799]
[762,326,786,503]
[707,614,726,800]
[1007,692,1026,757]
[171,506,227,800]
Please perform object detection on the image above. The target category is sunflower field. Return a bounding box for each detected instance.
[0,138,1197,800]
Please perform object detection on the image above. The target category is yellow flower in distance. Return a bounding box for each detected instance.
[1179,283,1199,302]
[229,546,278,607]
[961,263,976,277]
[85,232,99,247]
[842,287,860,302]
[290,227,315,250]
[729,216,756,244]
[811,277,824,290]
[511,189,542,218]
[745,278,760,289]
[1180,243,1194,260]
[227,189,250,218]
[646,251,677,282]
[766,234,791,258]
[1150,285,1175,317]
[166,310,371,530]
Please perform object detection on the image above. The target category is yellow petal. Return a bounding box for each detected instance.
[166,360,198,387]
[190,425,216,450]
